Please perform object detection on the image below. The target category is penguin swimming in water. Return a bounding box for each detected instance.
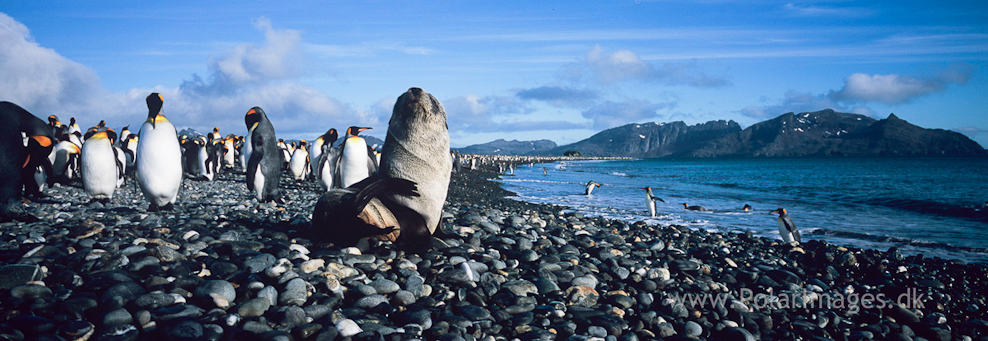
[136,93,183,211]
[81,128,121,202]
[682,203,710,211]
[0,102,54,222]
[770,208,801,244]
[643,187,665,217]
[338,126,378,188]
[245,106,282,203]
[585,180,601,195]
[289,140,310,181]
[743,204,753,212]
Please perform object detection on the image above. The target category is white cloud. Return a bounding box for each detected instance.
[581,99,676,130]
[442,94,587,133]
[0,12,125,122]
[740,90,843,119]
[563,45,731,87]
[829,68,971,104]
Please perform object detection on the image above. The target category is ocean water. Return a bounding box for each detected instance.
[496,157,988,263]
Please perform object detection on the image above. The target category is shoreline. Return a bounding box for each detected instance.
[0,163,984,340]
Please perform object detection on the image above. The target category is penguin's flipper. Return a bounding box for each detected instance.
[784,217,800,243]
[652,197,666,203]
[112,148,124,180]
[365,145,379,174]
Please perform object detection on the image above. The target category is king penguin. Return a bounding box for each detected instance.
[244,107,282,203]
[682,203,710,211]
[289,140,310,180]
[0,102,53,222]
[81,129,120,203]
[643,187,665,217]
[338,126,377,188]
[316,131,341,191]
[770,208,801,244]
[378,87,452,251]
[310,128,338,181]
[198,135,214,180]
[585,180,601,195]
[136,93,183,211]
[50,139,81,184]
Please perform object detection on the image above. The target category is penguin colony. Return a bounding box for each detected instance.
[1,87,801,246]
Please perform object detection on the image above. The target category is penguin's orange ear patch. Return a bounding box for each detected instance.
[31,135,52,148]
[247,109,256,116]
[157,93,164,102]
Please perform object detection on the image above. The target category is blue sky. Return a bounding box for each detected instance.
[2,1,986,147]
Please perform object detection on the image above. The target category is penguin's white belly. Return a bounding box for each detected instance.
[646,194,656,217]
[198,146,212,180]
[136,121,183,206]
[224,142,235,168]
[253,166,266,201]
[340,147,369,188]
[290,150,308,180]
[81,141,117,199]
[318,161,333,190]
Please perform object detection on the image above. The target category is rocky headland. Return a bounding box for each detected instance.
[0,160,986,341]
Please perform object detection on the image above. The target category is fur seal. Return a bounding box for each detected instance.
[379,87,452,251]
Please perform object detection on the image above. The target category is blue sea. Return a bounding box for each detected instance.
[496,157,988,263]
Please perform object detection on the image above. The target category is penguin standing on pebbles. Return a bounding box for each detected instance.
[0,102,54,222]
[290,140,310,181]
[81,129,120,203]
[244,107,281,203]
[338,126,377,188]
[136,93,183,211]
[770,208,801,244]
[310,128,337,180]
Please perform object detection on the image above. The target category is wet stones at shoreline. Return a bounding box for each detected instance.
[0,164,985,340]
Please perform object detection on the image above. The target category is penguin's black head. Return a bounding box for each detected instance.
[346,126,371,136]
[98,120,105,128]
[122,125,129,131]
[146,93,164,126]
[245,107,264,130]
[324,128,339,145]
[743,204,753,211]
[48,115,59,126]
[105,128,118,145]
[70,117,76,124]
[770,208,786,215]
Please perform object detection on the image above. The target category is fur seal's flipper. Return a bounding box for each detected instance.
[309,178,420,246]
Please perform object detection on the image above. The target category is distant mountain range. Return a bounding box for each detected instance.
[455,139,557,155]
[458,109,986,157]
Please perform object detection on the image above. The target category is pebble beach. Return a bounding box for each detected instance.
[1,159,986,341]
